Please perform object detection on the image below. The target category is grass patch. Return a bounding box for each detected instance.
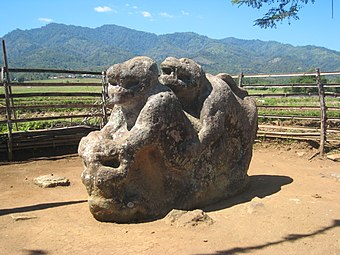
[0,117,102,133]
[254,96,340,118]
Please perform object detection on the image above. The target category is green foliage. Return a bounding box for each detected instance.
[0,124,8,133]
[231,0,316,28]
[0,119,102,133]
[331,77,340,93]
[17,121,55,131]
[286,75,322,93]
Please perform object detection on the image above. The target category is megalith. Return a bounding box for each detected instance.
[78,56,257,223]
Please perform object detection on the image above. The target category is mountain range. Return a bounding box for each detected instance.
[2,23,340,74]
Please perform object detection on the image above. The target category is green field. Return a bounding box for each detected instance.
[13,78,102,93]
[0,79,103,132]
[254,96,340,119]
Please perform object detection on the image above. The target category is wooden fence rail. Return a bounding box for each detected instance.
[257,115,339,121]
[0,103,101,110]
[232,70,340,79]
[0,114,103,124]
[0,92,101,98]
[250,92,339,98]
[243,84,340,89]
[7,67,102,75]
[7,82,102,87]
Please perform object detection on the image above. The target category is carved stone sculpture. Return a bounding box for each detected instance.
[78,56,257,223]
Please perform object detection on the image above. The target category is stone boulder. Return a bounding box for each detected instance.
[78,56,257,223]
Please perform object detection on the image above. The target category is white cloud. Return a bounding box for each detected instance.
[181,10,189,16]
[159,12,174,18]
[94,6,113,13]
[133,6,138,9]
[38,18,53,23]
[141,11,152,18]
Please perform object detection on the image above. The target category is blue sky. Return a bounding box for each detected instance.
[1,0,339,51]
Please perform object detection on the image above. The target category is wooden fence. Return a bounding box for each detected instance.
[0,65,109,161]
[234,70,340,156]
[2,67,339,160]
[1,40,340,160]
[0,40,110,160]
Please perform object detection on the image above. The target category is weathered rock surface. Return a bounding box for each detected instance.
[34,174,70,188]
[78,56,257,223]
[327,154,340,162]
[330,172,340,181]
[245,197,266,214]
[10,214,37,221]
[163,209,214,227]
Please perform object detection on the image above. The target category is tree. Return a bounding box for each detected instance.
[286,75,327,93]
[231,0,317,28]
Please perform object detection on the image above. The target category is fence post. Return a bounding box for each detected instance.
[316,68,327,156]
[2,39,18,131]
[101,71,108,128]
[238,72,244,88]
[0,66,3,81]
[2,67,13,161]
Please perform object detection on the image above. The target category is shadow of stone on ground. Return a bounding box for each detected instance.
[22,250,49,255]
[0,200,87,216]
[204,174,293,212]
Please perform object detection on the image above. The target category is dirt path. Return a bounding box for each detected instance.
[0,142,339,255]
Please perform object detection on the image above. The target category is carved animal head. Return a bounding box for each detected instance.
[159,57,207,101]
[159,57,211,117]
[106,56,159,106]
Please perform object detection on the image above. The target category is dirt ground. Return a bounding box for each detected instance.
[0,141,339,255]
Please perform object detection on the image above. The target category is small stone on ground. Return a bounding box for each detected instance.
[327,154,340,162]
[34,174,70,188]
[10,214,37,221]
[163,209,214,227]
[330,172,340,181]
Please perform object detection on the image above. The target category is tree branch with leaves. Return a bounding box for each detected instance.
[231,0,317,28]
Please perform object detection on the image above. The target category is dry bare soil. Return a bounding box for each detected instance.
[0,142,339,255]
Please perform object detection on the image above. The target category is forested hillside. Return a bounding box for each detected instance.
[2,23,340,74]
